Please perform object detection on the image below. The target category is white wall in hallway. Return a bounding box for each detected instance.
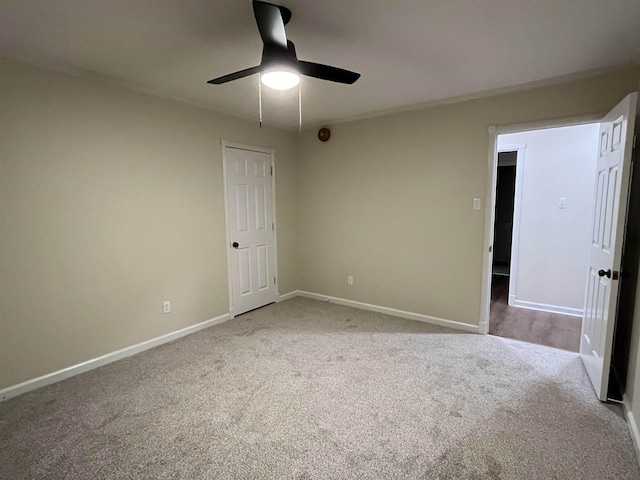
[498,124,599,314]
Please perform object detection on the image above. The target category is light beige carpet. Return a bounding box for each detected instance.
[1,297,639,479]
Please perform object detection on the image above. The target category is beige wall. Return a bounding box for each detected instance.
[624,72,640,444]
[0,58,298,389]
[295,68,640,326]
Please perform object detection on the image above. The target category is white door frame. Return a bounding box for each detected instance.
[479,114,602,335]
[221,140,279,319]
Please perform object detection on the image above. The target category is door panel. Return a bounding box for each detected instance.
[238,247,251,295]
[592,171,606,244]
[255,185,267,230]
[603,166,618,249]
[225,146,276,316]
[580,93,637,400]
[256,244,269,290]
[236,184,249,232]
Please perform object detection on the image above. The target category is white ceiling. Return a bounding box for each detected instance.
[2,0,640,129]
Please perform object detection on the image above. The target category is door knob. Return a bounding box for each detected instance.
[232,242,239,249]
[598,269,611,278]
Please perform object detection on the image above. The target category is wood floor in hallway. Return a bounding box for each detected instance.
[489,275,582,352]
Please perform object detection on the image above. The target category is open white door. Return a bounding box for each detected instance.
[581,92,637,401]
[224,145,277,316]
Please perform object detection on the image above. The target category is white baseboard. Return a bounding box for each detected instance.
[0,312,231,403]
[277,290,299,302]
[510,297,583,317]
[623,394,640,465]
[1,292,478,402]
[290,290,478,333]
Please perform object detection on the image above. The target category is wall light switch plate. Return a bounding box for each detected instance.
[163,301,171,314]
[558,198,567,209]
[473,198,482,210]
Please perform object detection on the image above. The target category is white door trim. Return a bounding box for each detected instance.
[499,144,527,309]
[496,114,603,135]
[479,115,602,335]
[221,140,278,319]
[479,126,498,335]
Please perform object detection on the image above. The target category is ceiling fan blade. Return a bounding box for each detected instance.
[277,4,292,25]
[297,61,361,84]
[253,1,288,50]
[207,66,261,84]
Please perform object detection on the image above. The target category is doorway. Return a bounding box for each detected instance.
[481,93,638,402]
[487,124,601,352]
[492,151,517,278]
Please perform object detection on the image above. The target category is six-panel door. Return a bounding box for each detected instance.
[225,146,276,316]
[580,93,637,400]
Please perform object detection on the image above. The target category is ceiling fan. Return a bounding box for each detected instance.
[208,0,361,90]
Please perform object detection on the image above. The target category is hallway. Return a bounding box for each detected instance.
[489,275,582,352]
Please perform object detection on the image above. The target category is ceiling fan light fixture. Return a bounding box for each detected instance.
[261,70,300,90]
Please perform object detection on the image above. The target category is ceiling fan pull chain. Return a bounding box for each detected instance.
[258,72,263,128]
[298,80,302,133]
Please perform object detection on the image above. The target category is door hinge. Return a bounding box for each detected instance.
[633,134,637,149]
[270,166,273,176]
[274,277,277,285]
[489,245,493,253]
[272,222,274,231]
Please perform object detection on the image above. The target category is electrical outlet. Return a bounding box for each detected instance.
[558,197,567,209]
[347,276,354,285]
[163,301,171,314]
[473,198,482,210]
